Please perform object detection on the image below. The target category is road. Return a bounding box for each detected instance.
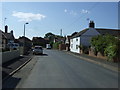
[3,49,118,88]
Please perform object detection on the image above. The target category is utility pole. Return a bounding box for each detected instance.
[60,29,62,36]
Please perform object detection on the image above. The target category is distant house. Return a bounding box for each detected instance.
[0,25,15,50]
[4,25,15,44]
[18,36,32,54]
[18,36,32,47]
[70,21,120,53]
[65,32,78,51]
[53,36,65,43]
[32,37,49,47]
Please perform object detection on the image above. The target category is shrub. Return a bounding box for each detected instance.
[53,42,62,49]
[90,34,120,61]
[50,41,54,48]
[104,44,117,61]
[79,45,89,54]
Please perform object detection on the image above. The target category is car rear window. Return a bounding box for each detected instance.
[35,47,42,49]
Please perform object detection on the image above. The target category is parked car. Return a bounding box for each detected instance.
[7,43,19,50]
[46,44,51,49]
[33,46,43,55]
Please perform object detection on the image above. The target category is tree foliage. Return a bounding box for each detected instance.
[44,32,55,42]
[53,41,62,49]
[91,34,120,61]
[79,45,89,54]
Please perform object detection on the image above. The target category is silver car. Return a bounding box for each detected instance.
[33,46,43,55]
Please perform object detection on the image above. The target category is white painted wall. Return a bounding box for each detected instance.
[80,28,100,47]
[70,37,80,53]
[70,28,100,53]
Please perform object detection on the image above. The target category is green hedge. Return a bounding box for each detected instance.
[53,42,62,49]
[91,34,120,61]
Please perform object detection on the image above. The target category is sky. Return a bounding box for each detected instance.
[1,2,119,40]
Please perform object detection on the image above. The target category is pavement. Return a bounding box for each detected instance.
[2,53,33,82]
[64,50,119,72]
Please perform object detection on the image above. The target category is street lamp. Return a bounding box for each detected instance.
[23,22,28,55]
[23,22,29,37]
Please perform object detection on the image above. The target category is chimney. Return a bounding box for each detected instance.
[89,21,95,28]
[5,25,8,33]
[11,30,13,34]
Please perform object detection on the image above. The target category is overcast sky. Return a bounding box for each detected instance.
[1,2,118,39]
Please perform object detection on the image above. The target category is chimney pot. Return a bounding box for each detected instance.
[5,25,8,33]
[11,30,13,34]
[89,20,95,28]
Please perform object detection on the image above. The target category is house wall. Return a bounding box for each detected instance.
[70,37,80,53]
[70,28,100,54]
[81,28,100,47]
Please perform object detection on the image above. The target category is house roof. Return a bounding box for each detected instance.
[0,30,7,39]
[96,28,120,36]
[71,28,120,39]
[19,36,31,42]
[71,28,89,38]
[71,32,78,37]
[4,33,15,40]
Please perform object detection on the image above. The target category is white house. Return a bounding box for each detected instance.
[70,21,120,53]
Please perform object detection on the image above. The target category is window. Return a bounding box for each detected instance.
[76,38,78,41]
[76,45,79,49]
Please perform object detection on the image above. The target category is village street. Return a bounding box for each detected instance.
[3,49,118,88]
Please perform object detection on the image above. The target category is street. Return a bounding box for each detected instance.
[3,49,118,88]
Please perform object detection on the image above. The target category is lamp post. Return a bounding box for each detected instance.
[23,22,29,37]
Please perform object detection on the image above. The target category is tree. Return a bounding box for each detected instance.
[44,32,55,42]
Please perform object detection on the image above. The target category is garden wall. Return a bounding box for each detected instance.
[1,50,20,64]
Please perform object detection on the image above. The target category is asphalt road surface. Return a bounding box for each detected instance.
[3,49,118,88]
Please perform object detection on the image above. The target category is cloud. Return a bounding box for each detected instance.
[12,11,46,22]
[69,10,77,16]
[80,9,90,14]
[64,9,77,16]
[64,9,68,13]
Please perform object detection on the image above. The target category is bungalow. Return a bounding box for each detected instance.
[70,21,120,53]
